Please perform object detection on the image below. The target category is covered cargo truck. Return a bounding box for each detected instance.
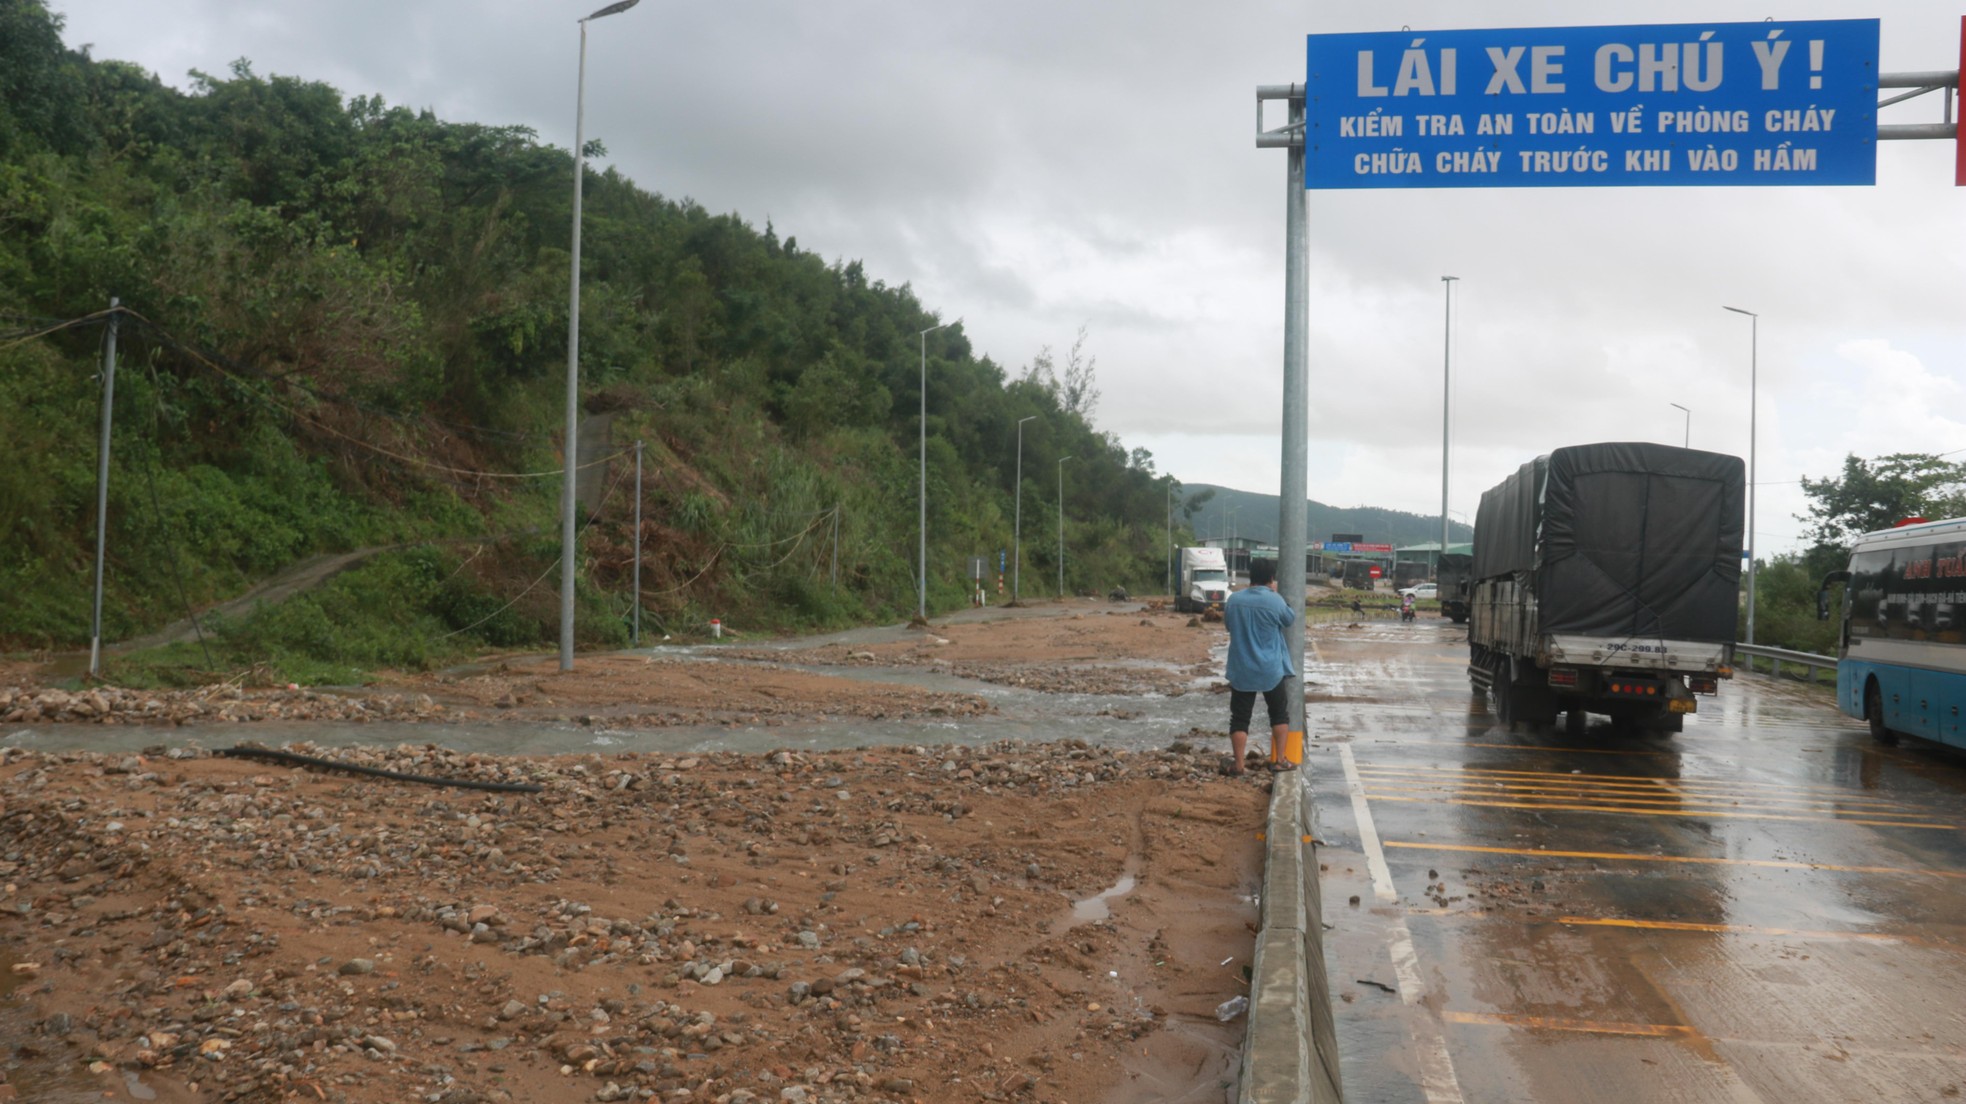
[1175,547,1230,613]
[1468,443,1743,734]
[1436,552,1473,624]
[1340,559,1378,591]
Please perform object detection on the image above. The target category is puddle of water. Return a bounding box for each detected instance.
[1070,872,1138,924]
[123,1070,159,1100]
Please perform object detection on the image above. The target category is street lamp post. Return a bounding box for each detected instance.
[1057,456,1076,599]
[1669,402,1690,448]
[1440,275,1457,578]
[1012,415,1036,603]
[1723,306,1758,645]
[917,318,957,623]
[559,0,641,672]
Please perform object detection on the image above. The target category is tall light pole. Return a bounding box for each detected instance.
[1723,305,1758,645]
[559,0,641,672]
[1057,455,1076,599]
[1012,415,1036,603]
[917,317,957,622]
[1440,275,1457,577]
[1669,402,1690,448]
[1166,481,1175,597]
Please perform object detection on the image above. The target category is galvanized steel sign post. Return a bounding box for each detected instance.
[1305,20,1881,188]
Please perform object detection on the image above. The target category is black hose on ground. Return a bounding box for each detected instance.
[215,746,544,793]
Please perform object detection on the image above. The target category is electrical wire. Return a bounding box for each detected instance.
[437,463,629,639]
[114,310,632,480]
[0,308,118,352]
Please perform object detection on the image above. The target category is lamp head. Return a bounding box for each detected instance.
[584,0,640,20]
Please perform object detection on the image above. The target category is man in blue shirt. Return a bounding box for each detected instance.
[1223,557,1296,775]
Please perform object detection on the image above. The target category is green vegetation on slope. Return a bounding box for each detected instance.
[1182,483,1474,548]
[0,0,1204,681]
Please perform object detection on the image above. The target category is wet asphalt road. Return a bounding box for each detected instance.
[1307,619,1966,1104]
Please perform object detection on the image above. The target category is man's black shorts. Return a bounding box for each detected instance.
[1230,680,1291,733]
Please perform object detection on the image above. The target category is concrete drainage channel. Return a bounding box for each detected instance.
[1239,769,1343,1104]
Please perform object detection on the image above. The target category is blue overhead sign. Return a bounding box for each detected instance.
[1305,20,1879,188]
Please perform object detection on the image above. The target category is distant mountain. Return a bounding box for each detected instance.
[1179,484,1473,548]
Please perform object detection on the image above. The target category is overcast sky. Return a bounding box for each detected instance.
[56,0,1966,553]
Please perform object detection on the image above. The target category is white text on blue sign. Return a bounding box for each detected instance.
[1304,21,1879,188]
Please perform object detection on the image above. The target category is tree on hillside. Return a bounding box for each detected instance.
[1061,325,1099,419]
[1799,452,1966,548]
[0,0,88,156]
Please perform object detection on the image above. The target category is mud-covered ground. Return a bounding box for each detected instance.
[4,606,1228,729]
[0,604,1270,1104]
[721,606,1222,698]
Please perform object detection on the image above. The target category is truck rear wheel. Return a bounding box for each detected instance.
[1865,682,1898,745]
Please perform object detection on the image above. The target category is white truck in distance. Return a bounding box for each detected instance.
[1175,547,1230,613]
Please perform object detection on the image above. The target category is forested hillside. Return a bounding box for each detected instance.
[0,0,1200,681]
[1183,484,1472,548]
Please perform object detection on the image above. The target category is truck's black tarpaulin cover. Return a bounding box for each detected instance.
[1473,443,1744,642]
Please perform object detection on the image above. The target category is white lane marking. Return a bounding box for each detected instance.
[1337,743,1466,1104]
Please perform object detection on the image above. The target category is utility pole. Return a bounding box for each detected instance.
[630,439,642,647]
[89,297,121,679]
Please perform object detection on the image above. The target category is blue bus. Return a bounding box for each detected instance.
[1818,517,1966,748]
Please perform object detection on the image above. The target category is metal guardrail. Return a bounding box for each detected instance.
[1735,643,1836,683]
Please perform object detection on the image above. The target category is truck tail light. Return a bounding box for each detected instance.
[1547,667,1579,687]
[1689,676,1719,694]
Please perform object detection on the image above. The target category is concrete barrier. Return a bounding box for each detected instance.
[1238,770,1343,1104]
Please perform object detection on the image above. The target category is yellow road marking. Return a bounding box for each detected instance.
[1355,779,1922,816]
[1357,770,1909,807]
[1442,1010,1693,1037]
[1356,761,1884,799]
[1456,740,1678,757]
[1364,792,1954,828]
[1402,908,1925,945]
[1553,915,1907,942]
[1385,840,1966,879]
[1319,737,1682,757]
